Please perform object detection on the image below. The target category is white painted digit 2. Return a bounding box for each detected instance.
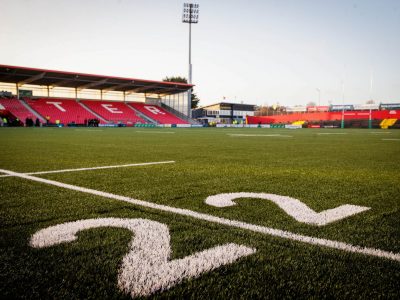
[30,218,255,297]
[205,192,370,226]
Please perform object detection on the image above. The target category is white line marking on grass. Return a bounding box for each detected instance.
[205,193,369,226]
[1,168,399,262]
[382,138,400,141]
[74,129,104,132]
[317,133,348,135]
[370,132,391,134]
[0,161,175,178]
[228,134,293,138]
[31,218,255,297]
[136,131,175,134]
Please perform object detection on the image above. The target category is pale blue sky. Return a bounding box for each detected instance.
[1,0,399,106]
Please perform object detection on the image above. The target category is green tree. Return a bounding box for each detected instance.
[163,76,200,109]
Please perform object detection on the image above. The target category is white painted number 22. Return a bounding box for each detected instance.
[29,192,369,297]
[30,218,255,298]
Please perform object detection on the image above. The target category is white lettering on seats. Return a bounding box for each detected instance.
[205,192,370,226]
[0,104,5,110]
[30,218,256,297]
[46,102,66,112]
[101,104,123,114]
[144,106,165,115]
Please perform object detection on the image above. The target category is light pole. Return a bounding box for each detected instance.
[182,3,199,118]
[341,80,345,129]
[316,88,321,106]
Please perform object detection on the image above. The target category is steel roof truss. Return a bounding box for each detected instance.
[18,72,46,86]
[76,78,108,91]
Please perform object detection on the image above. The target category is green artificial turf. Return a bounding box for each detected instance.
[0,127,399,299]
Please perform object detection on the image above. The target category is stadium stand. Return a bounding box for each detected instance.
[128,102,189,124]
[26,98,101,125]
[0,98,37,123]
[80,100,146,125]
[247,110,400,125]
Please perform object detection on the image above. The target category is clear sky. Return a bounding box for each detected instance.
[1,0,399,106]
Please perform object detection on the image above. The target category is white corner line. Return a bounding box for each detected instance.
[0,161,175,178]
[1,168,399,262]
[382,138,400,141]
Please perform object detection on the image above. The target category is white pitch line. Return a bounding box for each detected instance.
[1,168,399,262]
[74,129,104,132]
[0,161,175,178]
[382,138,400,141]
[228,134,293,138]
[370,132,392,134]
[136,131,175,134]
[317,133,348,135]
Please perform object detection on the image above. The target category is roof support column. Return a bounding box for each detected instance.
[16,83,19,99]
[100,90,103,101]
[75,88,78,101]
[123,91,126,103]
[178,92,181,113]
[47,85,50,98]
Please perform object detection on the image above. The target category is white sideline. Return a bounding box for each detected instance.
[0,161,175,178]
[1,168,399,262]
[382,139,400,141]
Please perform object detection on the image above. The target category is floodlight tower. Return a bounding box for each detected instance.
[182,3,199,117]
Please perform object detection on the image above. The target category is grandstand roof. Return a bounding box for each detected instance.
[0,64,193,95]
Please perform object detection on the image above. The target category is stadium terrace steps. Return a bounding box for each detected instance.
[0,98,43,122]
[380,119,397,129]
[19,100,46,122]
[126,104,158,125]
[26,98,104,125]
[128,102,189,124]
[78,101,112,123]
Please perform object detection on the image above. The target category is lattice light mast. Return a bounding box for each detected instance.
[182,3,199,117]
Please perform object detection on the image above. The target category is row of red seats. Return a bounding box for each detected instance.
[2,98,188,125]
[0,98,36,122]
[81,100,145,125]
[26,99,103,124]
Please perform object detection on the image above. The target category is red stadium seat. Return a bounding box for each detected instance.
[26,98,102,125]
[81,100,146,125]
[0,98,37,123]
